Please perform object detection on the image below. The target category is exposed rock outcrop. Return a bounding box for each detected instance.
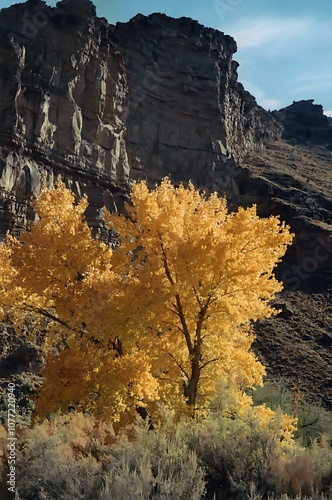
[0,0,281,236]
[113,13,281,186]
[0,0,129,236]
[276,100,332,144]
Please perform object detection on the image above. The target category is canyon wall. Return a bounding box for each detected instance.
[1,1,332,283]
[0,0,282,235]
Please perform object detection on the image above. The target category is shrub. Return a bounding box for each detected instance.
[101,410,206,500]
[0,396,329,499]
[190,407,293,497]
[15,412,110,499]
[296,402,332,447]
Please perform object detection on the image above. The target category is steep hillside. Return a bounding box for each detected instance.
[243,141,332,408]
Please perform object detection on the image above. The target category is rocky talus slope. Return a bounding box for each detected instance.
[243,140,332,408]
[0,0,331,413]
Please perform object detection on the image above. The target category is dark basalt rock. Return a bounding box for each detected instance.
[276,99,332,144]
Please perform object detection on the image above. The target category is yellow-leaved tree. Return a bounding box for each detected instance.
[0,178,294,432]
[105,179,294,414]
[0,181,157,426]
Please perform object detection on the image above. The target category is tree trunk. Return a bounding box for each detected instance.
[184,350,200,406]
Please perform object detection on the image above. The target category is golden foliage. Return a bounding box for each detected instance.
[0,178,294,439]
[105,178,293,411]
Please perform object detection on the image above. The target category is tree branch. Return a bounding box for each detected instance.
[164,350,190,381]
[160,239,193,355]
[35,307,73,331]
[175,295,193,355]
[192,285,203,308]
[161,320,185,336]
[199,357,220,371]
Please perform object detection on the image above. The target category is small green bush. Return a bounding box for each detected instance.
[252,378,332,447]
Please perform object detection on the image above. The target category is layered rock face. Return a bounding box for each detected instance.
[113,13,281,186]
[276,100,332,144]
[0,0,129,236]
[0,0,282,235]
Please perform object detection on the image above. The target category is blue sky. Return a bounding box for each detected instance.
[2,0,332,115]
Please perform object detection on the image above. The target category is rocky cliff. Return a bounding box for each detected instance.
[0,0,128,237]
[0,0,282,236]
[276,100,332,144]
[0,0,332,410]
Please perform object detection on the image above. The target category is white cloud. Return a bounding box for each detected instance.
[295,79,332,94]
[293,74,331,83]
[227,17,312,50]
[325,110,332,117]
[294,83,319,93]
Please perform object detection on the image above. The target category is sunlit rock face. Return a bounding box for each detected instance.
[0,0,281,235]
[0,0,129,236]
[113,13,281,187]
